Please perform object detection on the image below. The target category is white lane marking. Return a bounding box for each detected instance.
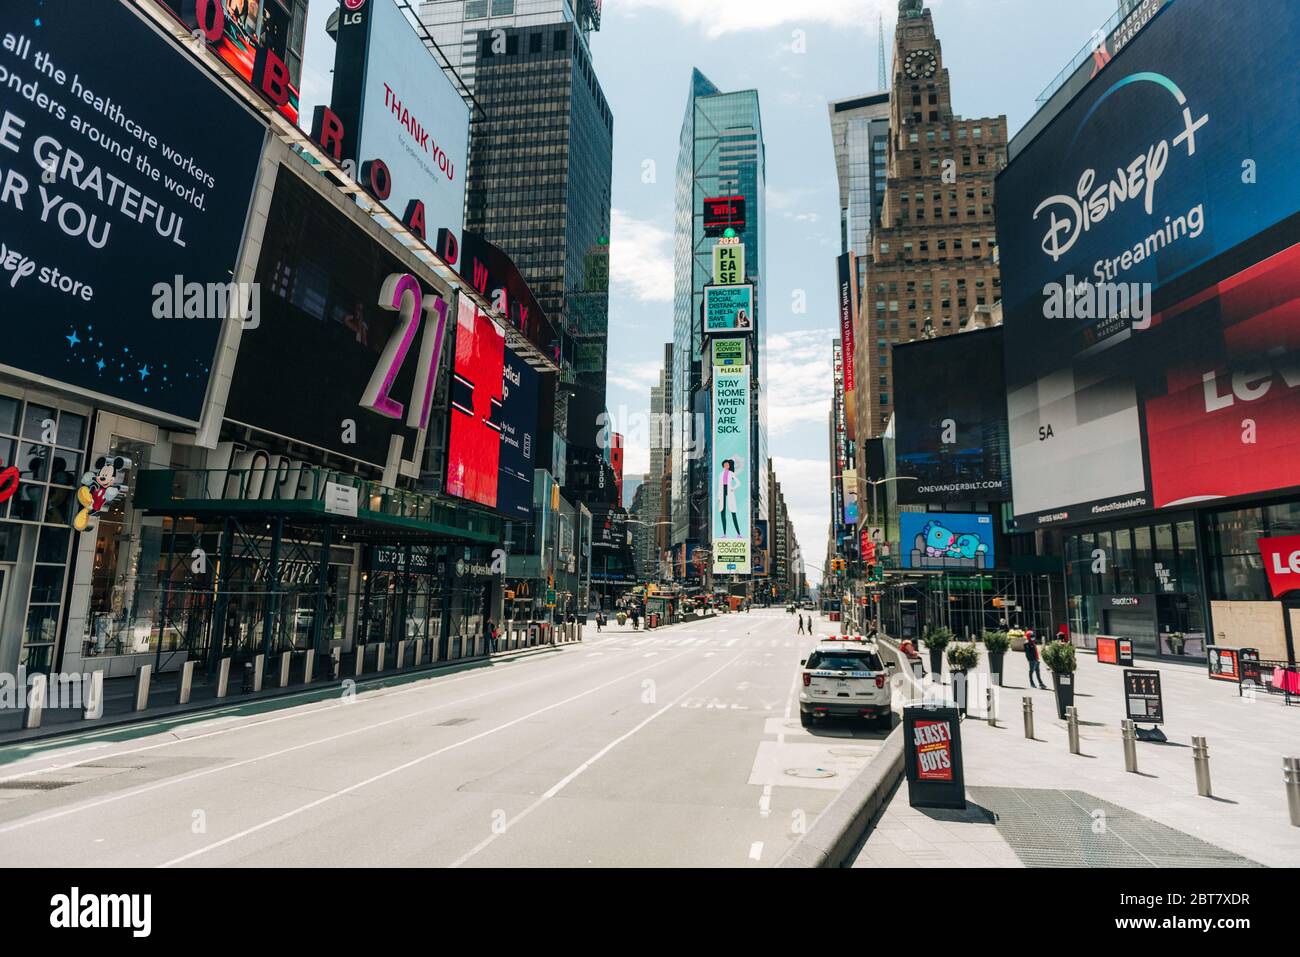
[448,651,744,868]
[724,638,739,647]
[0,652,579,784]
[759,785,772,818]
[0,651,631,835]
[749,841,764,861]
[643,652,659,658]
[156,651,694,868]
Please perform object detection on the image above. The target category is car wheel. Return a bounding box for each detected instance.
[799,710,813,728]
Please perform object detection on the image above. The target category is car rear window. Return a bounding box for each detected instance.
[806,652,883,672]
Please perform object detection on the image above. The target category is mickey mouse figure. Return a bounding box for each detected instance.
[74,456,131,532]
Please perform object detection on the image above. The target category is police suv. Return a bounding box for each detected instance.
[798,636,895,729]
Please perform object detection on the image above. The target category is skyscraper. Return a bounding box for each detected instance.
[854,0,1007,488]
[442,2,614,501]
[419,0,603,93]
[672,70,768,578]
[829,92,891,294]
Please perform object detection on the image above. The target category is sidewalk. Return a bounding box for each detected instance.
[854,647,1300,868]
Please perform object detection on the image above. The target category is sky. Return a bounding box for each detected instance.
[299,0,1121,585]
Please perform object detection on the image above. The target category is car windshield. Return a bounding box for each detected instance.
[806,652,882,672]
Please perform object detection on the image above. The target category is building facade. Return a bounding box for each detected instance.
[854,0,1007,467]
[672,70,769,585]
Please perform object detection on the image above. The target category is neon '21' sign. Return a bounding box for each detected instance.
[0,458,16,504]
[360,273,450,429]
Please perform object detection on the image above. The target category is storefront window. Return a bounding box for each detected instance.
[1133,525,1154,592]
[1094,530,1114,592]
[1267,501,1300,535]
[1114,527,1135,593]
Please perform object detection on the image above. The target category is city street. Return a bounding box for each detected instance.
[0,612,887,867]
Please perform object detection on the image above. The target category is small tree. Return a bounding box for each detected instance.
[923,626,953,651]
[946,642,980,671]
[1041,640,1077,674]
[982,630,1012,653]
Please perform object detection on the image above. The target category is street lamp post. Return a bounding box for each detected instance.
[861,475,917,636]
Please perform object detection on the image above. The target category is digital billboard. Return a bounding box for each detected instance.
[704,195,745,234]
[229,168,426,467]
[712,364,751,574]
[900,513,996,571]
[704,284,754,334]
[331,0,469,256]
[997,0,1300,527]
[894,328,1011,505]
[446,296,539,518]
[0,0,265,423]
[837,252,858,442]
[753,520,768,576]
[158,0,302,124]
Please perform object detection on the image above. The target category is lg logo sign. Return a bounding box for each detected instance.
[1258,535,1300,598]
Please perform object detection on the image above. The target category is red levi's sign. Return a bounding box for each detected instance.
[1259,535,1300,598]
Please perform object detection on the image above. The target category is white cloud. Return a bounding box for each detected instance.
[771,455,832,586]
[763,329,834,435]
[617,0,891,39]
[610,208,674,304]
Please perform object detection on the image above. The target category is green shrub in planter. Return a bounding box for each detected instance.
[946,642,980,671]
[1041,640,1077,674]
[923,627,953,651]
[982,630,1012,653]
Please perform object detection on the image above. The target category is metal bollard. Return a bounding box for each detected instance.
[279,651,291,688]
[1284,758,1300,827]
[1022,696,1034,739]
[178,660,196,705]
[376,643,386,672]
[331,647,341,680]
[216,657,232,699]
[1066,705,1080,754]
[23,673,47,729]
[1122,719,1139,773]
[414,639,425,667]
[986,687,997,727]
[84,670,104,720]
[303,649,315,685]
[1193,736,1212,797]
[252,654,265,693]
[355,646,365,677]
[135,664,152,711]
[396,640,407,669]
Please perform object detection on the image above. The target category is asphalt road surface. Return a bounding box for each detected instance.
[0,610,890,867]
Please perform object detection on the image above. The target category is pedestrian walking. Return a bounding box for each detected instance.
[1025,633,1047,689]
[486,618,498,654]
[797,614,805,635]
[596,610,604,632]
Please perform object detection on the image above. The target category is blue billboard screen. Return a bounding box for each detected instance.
[899,513,996,571]
[997,0,1300,526]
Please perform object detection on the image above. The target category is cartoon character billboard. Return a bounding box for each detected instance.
[900,513,996,570]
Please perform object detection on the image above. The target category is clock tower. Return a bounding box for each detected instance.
[853,0,1009,509]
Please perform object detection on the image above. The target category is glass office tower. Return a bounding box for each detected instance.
[672,69,768,571]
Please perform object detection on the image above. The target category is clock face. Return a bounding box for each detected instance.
[904,49,937,79]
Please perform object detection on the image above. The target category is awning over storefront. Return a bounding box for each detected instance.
[135,468,501,544]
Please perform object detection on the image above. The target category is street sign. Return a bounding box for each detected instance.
[1123,668,1164,723]
[712,242,746,285]
[903,706,965,810]
[705,284,754,335]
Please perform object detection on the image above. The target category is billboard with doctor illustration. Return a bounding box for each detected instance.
[712,362,751,574]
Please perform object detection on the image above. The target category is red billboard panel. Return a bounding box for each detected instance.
[703,195,746,234]
[1259,535,1300,598]
[447,297,505,508]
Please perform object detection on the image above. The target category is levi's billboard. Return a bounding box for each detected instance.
[330,0,469,258]
[997,0,1300,528]
[1259,536,1300,599]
